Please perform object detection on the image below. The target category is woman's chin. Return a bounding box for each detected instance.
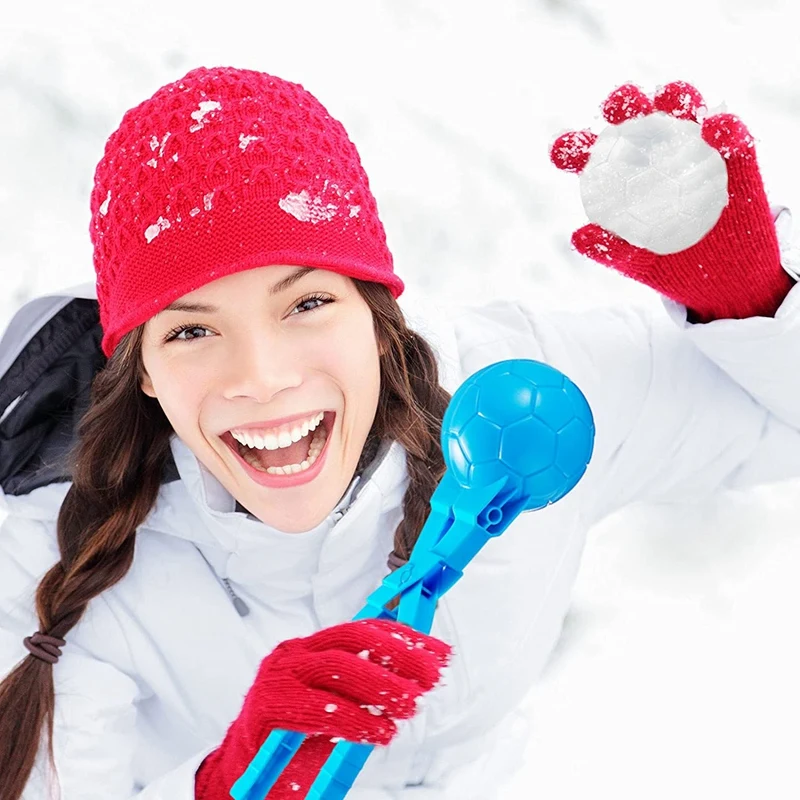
[244,504,332,533]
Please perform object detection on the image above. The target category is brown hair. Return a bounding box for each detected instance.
[0,280,450,800]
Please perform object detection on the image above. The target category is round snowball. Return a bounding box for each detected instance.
[579,113,728,255]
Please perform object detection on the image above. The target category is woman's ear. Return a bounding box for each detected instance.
[140,371,157,398]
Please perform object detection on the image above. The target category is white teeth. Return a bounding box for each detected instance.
[239,425,329,475]
[231,412,326,450]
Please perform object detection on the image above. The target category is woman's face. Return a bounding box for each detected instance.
[140,266,382,532]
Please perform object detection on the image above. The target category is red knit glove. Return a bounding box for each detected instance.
[194,618,452,799]
[550,81,794,322]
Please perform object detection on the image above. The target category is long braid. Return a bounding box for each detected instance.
[0,326,172,800]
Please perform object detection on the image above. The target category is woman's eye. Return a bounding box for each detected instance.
[166,325,213,342]
[290,294,333,315]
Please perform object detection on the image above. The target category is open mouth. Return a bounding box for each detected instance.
[222,411,335,477]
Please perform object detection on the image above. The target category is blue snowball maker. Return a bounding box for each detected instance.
[442,359,595,510]
[232,359,596,800]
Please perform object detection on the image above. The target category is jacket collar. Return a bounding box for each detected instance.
[144,434,409,594]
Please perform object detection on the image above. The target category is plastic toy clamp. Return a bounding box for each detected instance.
[231,359,595,800]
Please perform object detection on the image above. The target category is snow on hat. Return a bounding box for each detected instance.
[89,66,402,357]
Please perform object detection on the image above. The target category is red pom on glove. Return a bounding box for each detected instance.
[551,81,795,322]
[195,619,452,799]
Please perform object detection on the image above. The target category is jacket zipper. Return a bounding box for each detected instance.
[222,578,251,617]
[193,545,251,617]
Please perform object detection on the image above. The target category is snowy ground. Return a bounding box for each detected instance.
[3,1,800,797]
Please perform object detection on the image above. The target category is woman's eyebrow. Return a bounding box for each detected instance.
[268,266,317,296]
[158,267,317,314]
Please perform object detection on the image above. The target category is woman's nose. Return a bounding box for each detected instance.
[220,333,303,402]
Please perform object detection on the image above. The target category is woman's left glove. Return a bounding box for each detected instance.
[550,80,795,322]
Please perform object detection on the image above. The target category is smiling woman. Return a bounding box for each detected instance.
[139,266,385,532]
[2,68,800,800]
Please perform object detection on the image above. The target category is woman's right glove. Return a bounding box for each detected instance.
[550,81,795,322]
[194,618,452,799]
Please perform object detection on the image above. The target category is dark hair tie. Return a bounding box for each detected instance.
[23,633,66,665]
[387,550,408,571]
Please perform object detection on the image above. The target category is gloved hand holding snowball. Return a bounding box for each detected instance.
[550,80,795,322]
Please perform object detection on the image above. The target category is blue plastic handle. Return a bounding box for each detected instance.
[231,359,595,799]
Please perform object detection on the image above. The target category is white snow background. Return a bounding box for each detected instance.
[3,1,800,797]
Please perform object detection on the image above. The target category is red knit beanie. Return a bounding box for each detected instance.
[89,66,402,357]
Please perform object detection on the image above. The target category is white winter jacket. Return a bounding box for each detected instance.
[3,267,800,799]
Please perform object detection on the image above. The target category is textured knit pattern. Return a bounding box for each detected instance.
[89,67,402,357]
[550,81,794,322]
[193,618,452,799]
